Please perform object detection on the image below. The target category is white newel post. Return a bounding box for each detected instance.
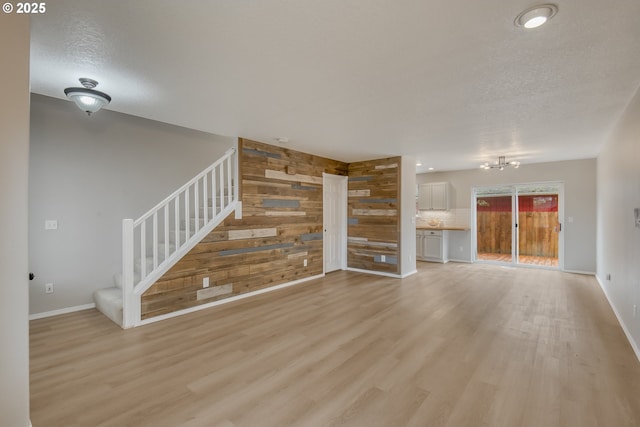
[122,219,135,328]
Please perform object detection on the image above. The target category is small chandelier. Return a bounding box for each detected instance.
[64,78,112,116]
[481,156,520,171]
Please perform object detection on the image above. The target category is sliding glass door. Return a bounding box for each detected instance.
[476,187,514,263]
[516,185,561,267]
[474,183,563,269]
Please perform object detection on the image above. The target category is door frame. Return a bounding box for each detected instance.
[323,173,348,273]
[472,181,564,270]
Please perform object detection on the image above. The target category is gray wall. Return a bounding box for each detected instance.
[417,158,597,273]
[0,14,31,427]
[597,86,640,357]
[29,94,235,315]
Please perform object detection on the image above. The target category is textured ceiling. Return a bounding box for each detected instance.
[30,0,640,173]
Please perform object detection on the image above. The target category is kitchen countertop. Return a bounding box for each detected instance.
[416,226,470,231]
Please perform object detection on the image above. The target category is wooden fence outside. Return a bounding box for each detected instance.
[477,211,559,257]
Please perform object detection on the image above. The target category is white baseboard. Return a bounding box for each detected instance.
[595,275,640,363]
[447,258,473,264]
[564,269,596,275]
[29,303,96,320]
[139,274,325,326]
[400,269,418,278]
[346,267,403,279]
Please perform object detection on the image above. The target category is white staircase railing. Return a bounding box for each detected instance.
[121,146,239,328]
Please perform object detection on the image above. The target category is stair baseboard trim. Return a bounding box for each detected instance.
[346,267,403,279]
[596,275,640,363]
[29,303,96,320]
[140,273,325,326]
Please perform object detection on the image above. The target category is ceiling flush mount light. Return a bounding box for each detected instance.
[515,4,558,29]
[64,78,111,116]
[481,156,520,171]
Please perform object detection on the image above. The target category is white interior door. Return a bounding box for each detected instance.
[323,173,347,273]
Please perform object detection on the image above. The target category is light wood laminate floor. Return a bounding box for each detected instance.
[30,263,640,427]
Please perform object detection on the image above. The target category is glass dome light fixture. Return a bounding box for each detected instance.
[481,156,520,171]
[515,4,558,29]
[64,78,112,116]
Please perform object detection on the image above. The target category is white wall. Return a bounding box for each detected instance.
[417,158,596,272]
[400,156,417,277]
[597,86,640,358]
[0,14,31,427]
[29,94,235,315]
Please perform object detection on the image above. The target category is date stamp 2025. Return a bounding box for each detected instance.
[3,2,47,14]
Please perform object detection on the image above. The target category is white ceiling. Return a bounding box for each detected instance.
[30,0,640,173]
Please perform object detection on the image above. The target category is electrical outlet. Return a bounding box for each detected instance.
[303,259,307,267]
[45,220,58,230]
[45,283,54,294]
[203,277,209,288]
[381,255,386,262]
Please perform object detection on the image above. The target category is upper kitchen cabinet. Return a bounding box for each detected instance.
[418,182,450,210]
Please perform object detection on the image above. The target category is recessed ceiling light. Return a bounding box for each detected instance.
[428,167,435,171]
[416,162,423,166]
[515,4,558,29]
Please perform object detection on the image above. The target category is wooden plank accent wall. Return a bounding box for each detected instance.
[347,157,401,274]
[141,139,347,319]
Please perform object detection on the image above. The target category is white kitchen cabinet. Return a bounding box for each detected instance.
[424,232,443,260]
[431,182,449,210]
[417,185,431,210]
[418,182,450,210]
[417,229,449,263]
